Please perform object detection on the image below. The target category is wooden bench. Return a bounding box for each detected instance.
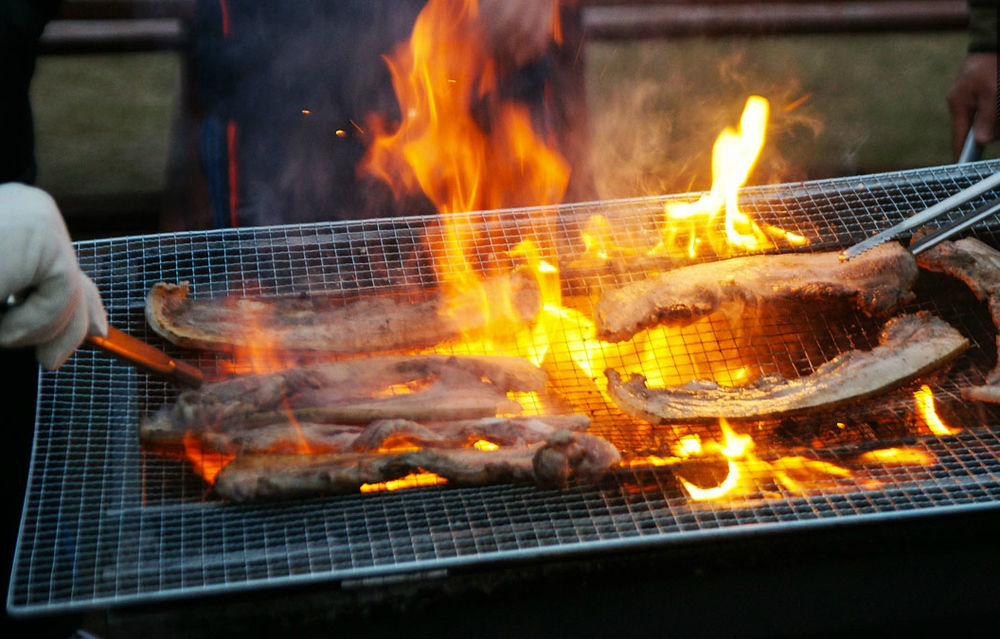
[44,1,969,54]
[579,1,968,39]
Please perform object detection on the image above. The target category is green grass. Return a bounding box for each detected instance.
[28,32,990,205]
[31,52,178,197]
[586,32,992,199]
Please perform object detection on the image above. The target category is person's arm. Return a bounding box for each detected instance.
[0,183,107,369]
[946,1,998,161]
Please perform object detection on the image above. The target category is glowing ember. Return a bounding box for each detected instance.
[914,384,961,436]
[473,439,500,451]
[623,455,678,468]
[360,472,448,493]
[859,447,937,466]
[182,432,235,485]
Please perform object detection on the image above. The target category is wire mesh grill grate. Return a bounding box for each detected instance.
[10,160,1000,614]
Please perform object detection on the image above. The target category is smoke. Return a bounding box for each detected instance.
[193,1,432,226]
[586,44,824,201]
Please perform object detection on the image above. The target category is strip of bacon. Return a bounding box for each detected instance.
[594,242,918,342]
[213,430,621,500]
[605,313,968,423]
[915,237,1000,402]
[146,272,541,353]
[141,354,548,445]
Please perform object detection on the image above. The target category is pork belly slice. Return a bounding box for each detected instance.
[349,415,591,451]
[916,237,1000,402]
[213,430,622,501]
[141,354,547,445]
[605,313,968,424]
[146,273,540,353]
[203,423,364,455]
[199,415,590,456]
[594,242,918,342]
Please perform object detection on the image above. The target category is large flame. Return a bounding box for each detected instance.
[178,2,941,499]
[362,0,568,214]
[361,0,569,346]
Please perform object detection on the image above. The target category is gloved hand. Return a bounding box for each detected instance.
[0,183,107,369]
[478,0,557,68]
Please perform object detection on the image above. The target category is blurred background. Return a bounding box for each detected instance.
[31,1,993,238]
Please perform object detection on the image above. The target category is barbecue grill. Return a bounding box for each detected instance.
[9,160,1000,623]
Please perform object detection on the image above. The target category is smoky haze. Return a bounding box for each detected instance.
[193,0,431,226]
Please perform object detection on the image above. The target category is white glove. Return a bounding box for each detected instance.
[0,183,108,369]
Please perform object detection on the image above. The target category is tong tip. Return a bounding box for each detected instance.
[840,235,888,261]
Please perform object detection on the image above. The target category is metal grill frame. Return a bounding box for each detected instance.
[10,160,1000,615]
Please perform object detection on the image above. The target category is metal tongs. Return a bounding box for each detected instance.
[842,169,1000,261]
[86,326,203,388]
[4,292,202,388]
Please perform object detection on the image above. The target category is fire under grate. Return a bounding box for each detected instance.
[10,160,1000,615]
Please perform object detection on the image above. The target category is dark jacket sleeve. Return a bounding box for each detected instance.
[0,1,63,184]
[968,1,998,53]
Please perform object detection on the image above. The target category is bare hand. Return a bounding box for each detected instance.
[477,0,558,67]
[946,53,998,161]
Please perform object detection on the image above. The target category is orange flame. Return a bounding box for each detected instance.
[859,447,937,466]
[361,0,568,345]
[679,419,852,501]
[182,432,236,485]
[649,96,807,259]
[914,385,961,436]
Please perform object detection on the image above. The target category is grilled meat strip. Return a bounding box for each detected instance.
[141,354,547,445]
[915,237,1000,402]
[605,313,968,423]
[349,415,591,451]
[146,273,541,353]
[594,242,918,342]
[200,415,590,456]
[213,430,622,500]
[203,423,364,455]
